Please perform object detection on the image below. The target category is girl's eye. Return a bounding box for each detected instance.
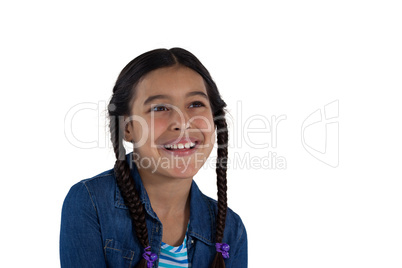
[189,101,205,108]
[151,105,169,112]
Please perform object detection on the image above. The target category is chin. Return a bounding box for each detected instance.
[165,166,199,179]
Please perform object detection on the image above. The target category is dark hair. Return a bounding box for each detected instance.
[108,48,228,267]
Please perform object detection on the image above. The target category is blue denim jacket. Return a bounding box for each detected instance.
[60,153,248,267]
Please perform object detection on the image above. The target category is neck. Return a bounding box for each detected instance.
[137,168,192,218]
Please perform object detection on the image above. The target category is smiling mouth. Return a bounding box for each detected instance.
[163,141,198,150]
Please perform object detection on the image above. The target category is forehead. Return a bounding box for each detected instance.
[134,66,208,100]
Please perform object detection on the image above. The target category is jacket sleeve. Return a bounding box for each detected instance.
[60,182,107,268]
[231,221,248,268]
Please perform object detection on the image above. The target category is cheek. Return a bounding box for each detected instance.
[133,118,168,144]
[192,112,214,133]
[151,119,169,143]
[192,114,215,146]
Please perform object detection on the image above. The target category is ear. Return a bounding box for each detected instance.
[123,115,134,143]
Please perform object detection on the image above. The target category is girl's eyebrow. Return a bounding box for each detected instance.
[143,91,208,105]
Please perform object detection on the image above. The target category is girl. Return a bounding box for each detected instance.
[60,48,247,267]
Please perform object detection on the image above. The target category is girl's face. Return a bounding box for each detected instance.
[124,65,216,180]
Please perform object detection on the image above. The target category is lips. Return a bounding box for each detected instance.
[158,137,200,156]
[163,141,197,150]
[162,137,199,145]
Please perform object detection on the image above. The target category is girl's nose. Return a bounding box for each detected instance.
[170,108,192,131]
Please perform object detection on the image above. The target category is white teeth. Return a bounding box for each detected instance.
[164,142,196,150]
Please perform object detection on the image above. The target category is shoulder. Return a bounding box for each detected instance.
[62,168,117,210]
[68,168,115,194]
[80,168,116,187]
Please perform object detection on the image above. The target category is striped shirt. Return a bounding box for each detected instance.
[158,225,190,267]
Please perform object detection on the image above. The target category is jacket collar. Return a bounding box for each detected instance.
[114,152,215,245]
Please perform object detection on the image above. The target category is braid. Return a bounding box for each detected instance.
[211,112,229,268]
[109,114,149,268]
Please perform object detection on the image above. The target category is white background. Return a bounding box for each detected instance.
[1,1,401,267]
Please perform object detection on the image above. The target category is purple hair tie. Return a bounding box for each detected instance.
[215,243,230,259]
[142,246,157,268]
